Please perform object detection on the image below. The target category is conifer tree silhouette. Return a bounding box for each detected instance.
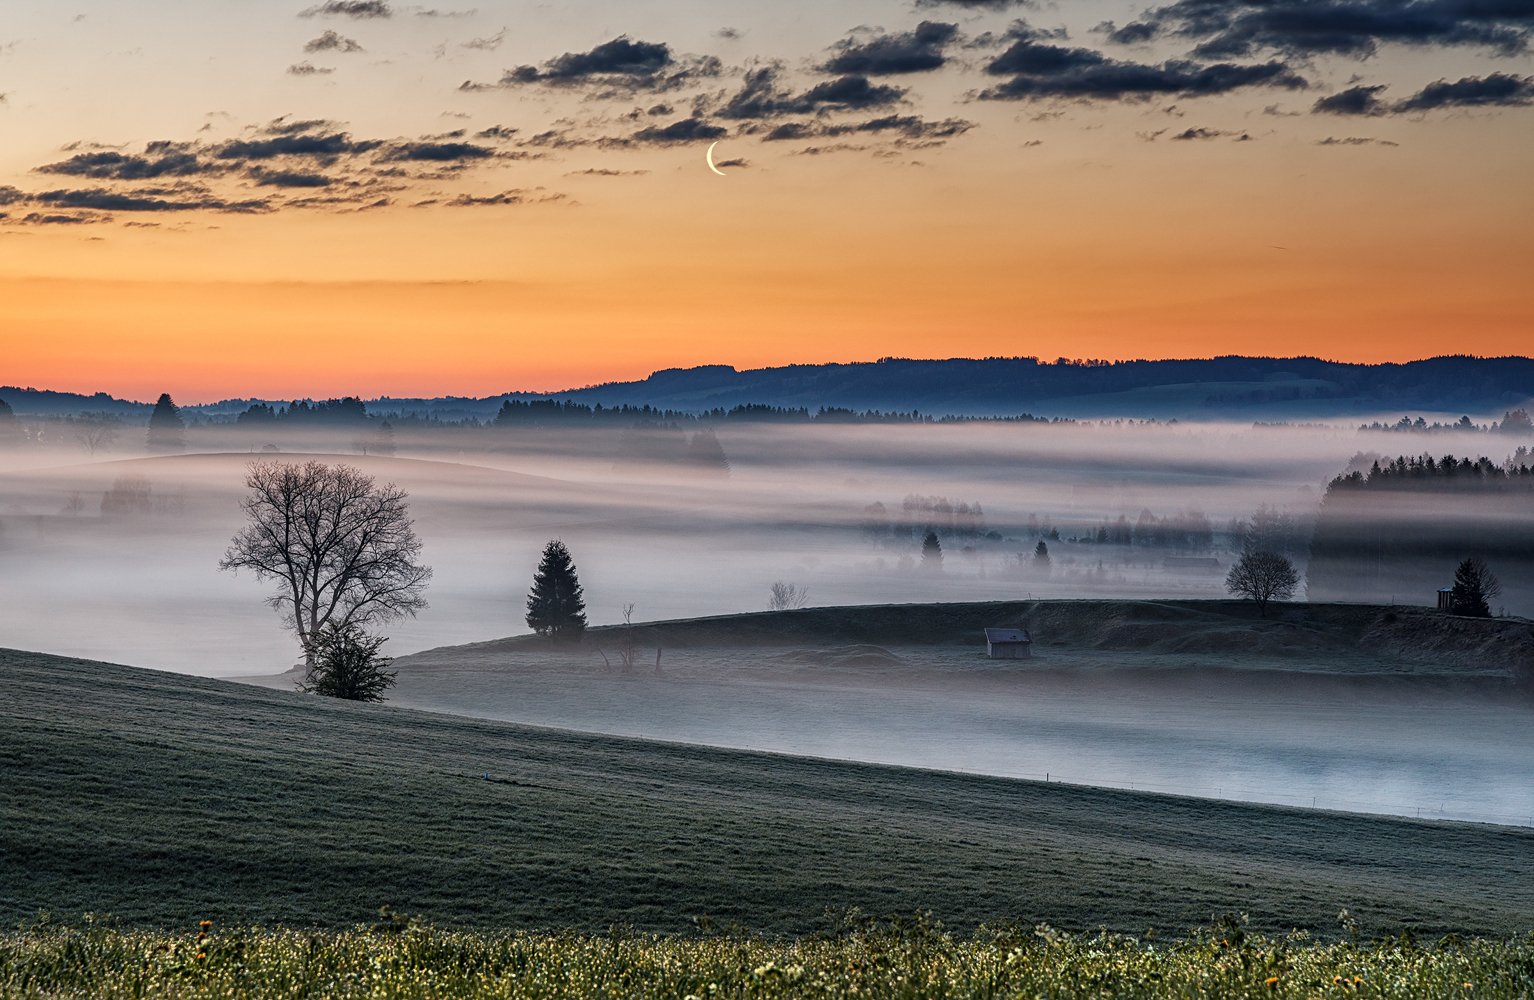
[526,539,587,644]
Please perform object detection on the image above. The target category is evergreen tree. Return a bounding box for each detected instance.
[1450,556,1501,617]
[685,429,730,475]
[921,530,942,573]
[0,397,18,446]
[1034,540,1050,568]
[147,393,185,453]
[526,539,587,644]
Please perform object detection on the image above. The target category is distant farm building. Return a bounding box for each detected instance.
[1437,588,1454,611]
[984,627,1032,659]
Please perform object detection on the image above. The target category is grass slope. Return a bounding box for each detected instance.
[4,648,1534,936]
[404,600,1534,677]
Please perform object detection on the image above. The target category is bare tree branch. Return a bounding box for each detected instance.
[219,461,431,662]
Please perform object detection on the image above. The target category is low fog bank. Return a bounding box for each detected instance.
[0,417,1530,674]
[244,650,1534,828]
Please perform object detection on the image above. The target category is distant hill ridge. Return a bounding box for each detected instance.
[5,354,1533,420]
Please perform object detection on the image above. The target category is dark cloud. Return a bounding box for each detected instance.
[566,168,649,175]
[474,125,518,139]
[35,145,211,179]
[715,27,742,40]
[32,188,268,213]
[448,190,524,205]
[717,67,906,119]
[630,117,728,143]
[1314,134,1398,143]
[462,36,720,93]
[1094,20,1158,44]
[1170,126,1234,138]
[763,121,817,141]
[548,37,648,74]
[377,140,494,161]
[249,168,334,187]
[647,103,674,115]
[305,30,364,52]
[513,36,668,81]
[216,123,377,160]
[762,114,975,140]
[823,21,959,75]
[1103,0,1534,59]
[799,74,906,108]
[915,0,1028,8]
[982,30,1307,100]
[1313,84,1389,114]
[1312,73,1534,113]
[287,62,334,75]
[20,212,106,224]
[299,1,391,18]
[0,186,27,204]
[1396,72,1534,109]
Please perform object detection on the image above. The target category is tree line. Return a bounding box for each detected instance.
[1307,453,1531,612]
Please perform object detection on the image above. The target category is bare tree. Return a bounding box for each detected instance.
[768,581,808,611]
[618,602,638,672]
[69,413,120,456]
[1225,550,1298,617]
[219,461,431,664]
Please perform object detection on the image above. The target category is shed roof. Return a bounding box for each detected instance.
[983,627,1031,643]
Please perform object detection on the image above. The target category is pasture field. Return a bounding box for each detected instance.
[4,646,1534,936]
[5,915,1534,999]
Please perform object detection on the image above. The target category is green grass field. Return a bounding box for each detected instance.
[4,646,1534,938]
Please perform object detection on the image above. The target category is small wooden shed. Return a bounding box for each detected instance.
[984,627,1032,659]
[1437,588,1454,611]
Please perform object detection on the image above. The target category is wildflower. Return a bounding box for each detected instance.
[199,920,212,927]
[196,953,206,960]
[1266,976,1280,985]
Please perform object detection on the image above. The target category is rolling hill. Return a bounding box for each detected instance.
[5,645,1534,936]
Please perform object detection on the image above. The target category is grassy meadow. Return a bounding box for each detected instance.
[6,914,1534,999]
[5,647,1534,938]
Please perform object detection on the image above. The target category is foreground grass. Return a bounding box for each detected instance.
[6,648,1534,934]
[5,913,1533,1000]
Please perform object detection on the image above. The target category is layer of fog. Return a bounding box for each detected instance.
[1,419,1529,675]
[356,662,1534,828]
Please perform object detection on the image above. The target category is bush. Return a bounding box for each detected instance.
[299,623,396,702]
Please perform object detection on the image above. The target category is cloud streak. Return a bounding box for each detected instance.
[981,26,1308,100]
[299,1,391,18]
[823,22,959,75]
[1102,0,1534,58]
[1313,73,1534,112]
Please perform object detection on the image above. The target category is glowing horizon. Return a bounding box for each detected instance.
[2,0,1530,403]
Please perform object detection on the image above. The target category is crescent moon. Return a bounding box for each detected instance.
[705,141,726,177]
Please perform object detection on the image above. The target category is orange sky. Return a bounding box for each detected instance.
[2,2,1531,402]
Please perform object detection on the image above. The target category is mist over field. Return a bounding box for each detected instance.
[3,411,1532,825]
[0,416,1530,671]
